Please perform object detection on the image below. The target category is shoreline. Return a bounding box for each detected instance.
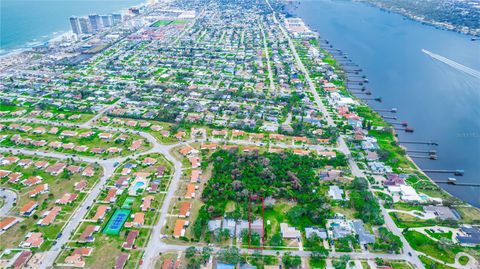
[285,5,478,209]
[0,0,148,59]
[356,0,480,38]
[0,31,71,59]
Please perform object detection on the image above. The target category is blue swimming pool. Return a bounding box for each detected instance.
[133,181,145,191]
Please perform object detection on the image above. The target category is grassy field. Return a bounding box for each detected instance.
[151,19,188,27]
[419,255,456,269]
[390,261,414,269]
[455,206,480,224]
[263,201,294,242]
[458,255,469,265]
[403,231,461,263]
[425,230,452,240]
[392,203,424,212]
[389,212,437,228]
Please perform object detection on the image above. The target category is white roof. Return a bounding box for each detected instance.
[280,223,301,239]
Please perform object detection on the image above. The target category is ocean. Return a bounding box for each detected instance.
[0,0,144,53]
[290,0,480,206]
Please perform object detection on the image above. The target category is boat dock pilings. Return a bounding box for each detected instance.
[341,62,359,67]
[407,149,437,155]
[433,181,480,187]
[351,90,372,95]
[375,108,397,113]
[398,140,438,146]
[348,75,366,78]
[360,97,382,102]
[410,154,438,160]
[388,121,408,126]
[394,127,414,133]
[382,115,397,120]
[346,81,365,85]
[424,169,464,176]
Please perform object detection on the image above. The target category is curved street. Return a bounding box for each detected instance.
[0,188,17,217]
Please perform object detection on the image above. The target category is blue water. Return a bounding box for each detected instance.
[0,0,144,52]
[290,0,480,207]
[133,181,145,191]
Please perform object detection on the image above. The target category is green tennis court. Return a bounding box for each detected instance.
[122,197,135,209]
[103,209,130,235]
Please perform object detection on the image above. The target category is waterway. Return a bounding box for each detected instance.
[0,0,144,53]
[289,0,480,207]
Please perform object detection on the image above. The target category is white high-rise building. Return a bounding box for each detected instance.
[69,16,81,35]
[88,14,102,32]
[101,15,113,27]
[79,17,92,34]
[112,13,122,25]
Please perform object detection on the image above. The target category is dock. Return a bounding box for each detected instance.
[424,169,464,176]
[433,180,480,187]
[410,154,437,160]
[407,149,437,154]
[399,140,438,146]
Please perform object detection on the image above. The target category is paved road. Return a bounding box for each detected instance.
[0,115,178,268]
[1,90,426,269]
[259,20,276,92]
[0,188,17,216]
[265,1,425,268]
[41,161,116,269]
[142,242,409,261]
[141,142,184,269]
[79,97,125,128]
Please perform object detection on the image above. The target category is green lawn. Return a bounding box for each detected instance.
[458,255,469,265]
[419,255,456,269]
[309,258,326,268]
[425,230,452,240]
[150,20,188,27]
[264,201,294,242]
[403,231,461,263]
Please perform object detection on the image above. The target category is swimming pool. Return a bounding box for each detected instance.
[133,181,145,191]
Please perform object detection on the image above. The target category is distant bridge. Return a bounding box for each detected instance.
[422,49,480,79]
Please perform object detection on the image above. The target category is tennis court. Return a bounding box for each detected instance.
[103,208,130,235]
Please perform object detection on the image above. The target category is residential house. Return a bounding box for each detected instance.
[92,205,110,221]
[20,201,38,216]
[21,232,44,248]
[122,230,139,249]
[114,252,130,269]
[280,223,300,239]
[38,206,61,226]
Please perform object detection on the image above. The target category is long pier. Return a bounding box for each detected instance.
[407,149,437,154]
[424,169,464,176]
[399,140,438,146]
[375,108,397,113]
[433,181,480,187]
[411,155,437,160]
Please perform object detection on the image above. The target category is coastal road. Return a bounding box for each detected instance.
[266,1,425,267]
[0,188,17,216]
[266,0,334,127]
